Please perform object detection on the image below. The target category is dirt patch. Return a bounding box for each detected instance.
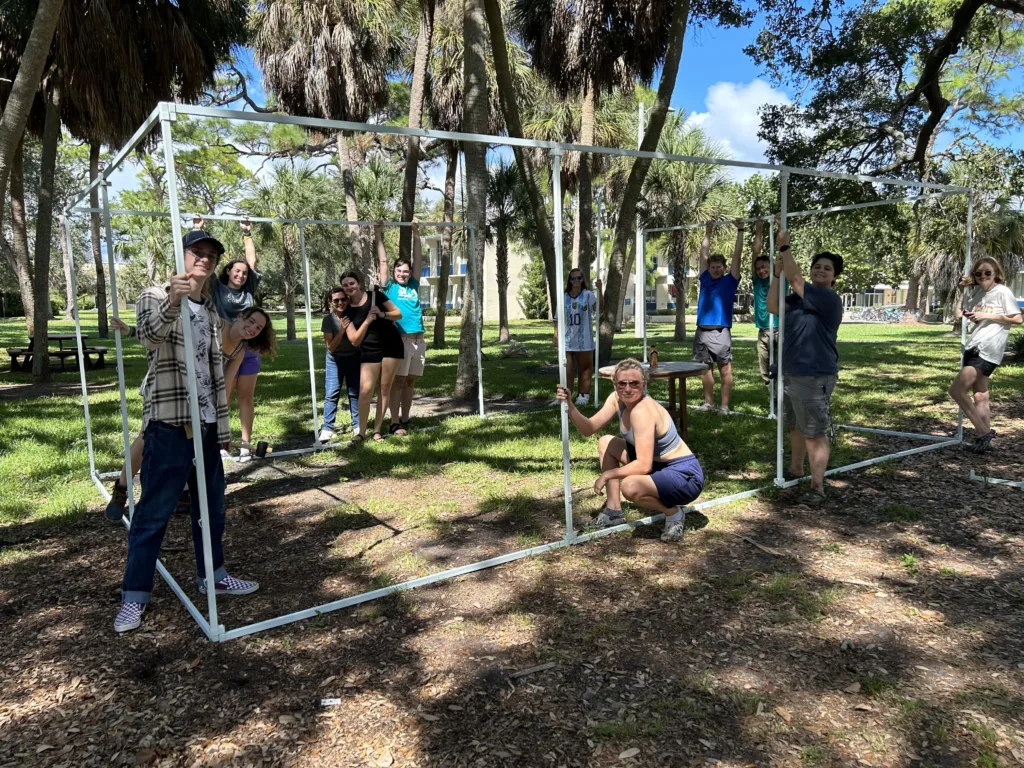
[2,416,1023,766]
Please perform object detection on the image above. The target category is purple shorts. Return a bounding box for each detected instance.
[236,346,261,377]
[627,445,704,507]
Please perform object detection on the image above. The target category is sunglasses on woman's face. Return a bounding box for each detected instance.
[974,270,994,278]
[569,275,583,281]
[614,380,643,389]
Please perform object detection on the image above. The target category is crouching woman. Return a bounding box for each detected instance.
[556,358,704,542]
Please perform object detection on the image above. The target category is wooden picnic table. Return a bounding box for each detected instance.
[598,360,708,441]
[8,334,107,372]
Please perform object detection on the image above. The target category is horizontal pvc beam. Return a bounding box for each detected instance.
[777,437,959,488]
[91,470,218,640]
[68,207,470,230]
[968,469,1023,489]
[172,104,969,193]
[644,192,959,235]
[838,424,952,442]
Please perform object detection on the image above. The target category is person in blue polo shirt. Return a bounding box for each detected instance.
[379,220,426,435]
[693,221,744,414]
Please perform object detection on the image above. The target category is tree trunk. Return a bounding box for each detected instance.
[0,0,65,209]
[904,271,920,311]
[145,161,165,282]
[31,79,61,383]
[89,142,109,338]
[398,0,436,262]
[575,81,597,277]
[59,215,74,320]
[283,226,297,341]
[672,237,687,342]
[336,132,367,274]
[616,236,635,334]
[920,274,931,314]
[599,0,691,365]
[8,137,36,333]
[433,142,457,348]
[483,0,560,318]
[497,222,510,343]
[456,0,487,399]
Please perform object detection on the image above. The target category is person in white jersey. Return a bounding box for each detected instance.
[553,267,599,405]
[948,256,1022,453]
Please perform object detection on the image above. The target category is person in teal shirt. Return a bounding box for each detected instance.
[379,220,426,435]
[750,220,776,389]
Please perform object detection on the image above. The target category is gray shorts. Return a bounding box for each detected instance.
[783,375,836,439]
[693,327,733,365]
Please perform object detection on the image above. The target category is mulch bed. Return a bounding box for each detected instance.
[2,409,1023,767]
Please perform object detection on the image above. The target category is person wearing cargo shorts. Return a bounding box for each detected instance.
[767,225,844,506]
[693,221,744,413]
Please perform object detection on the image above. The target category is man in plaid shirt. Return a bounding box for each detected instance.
[115,230,259,633]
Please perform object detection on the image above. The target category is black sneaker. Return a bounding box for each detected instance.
[967,430,996,453]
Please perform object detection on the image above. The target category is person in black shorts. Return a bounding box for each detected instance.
[340,269,404,443]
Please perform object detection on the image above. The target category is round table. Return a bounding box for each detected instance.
[598,360,708,441]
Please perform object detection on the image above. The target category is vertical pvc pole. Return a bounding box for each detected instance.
[593,193,602,407]
[66,218,97,478]
[298,225,320,444]
[101,184,137,521]
[641,232,648,363]
[160,107,221,637]
[768,218,776,420]
[470,224,485,418]
[775,173,790,486]
[552,150,575,541]
[958,190,974,442]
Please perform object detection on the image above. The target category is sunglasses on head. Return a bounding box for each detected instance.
[974,270,994,278]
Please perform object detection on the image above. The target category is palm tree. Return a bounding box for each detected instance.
[353,154,404,223]
[426,0,535,347]
[245,164,340,340]
[487,161,528,342]
[640,113,737,340]
[457,0,489,399]
[251,0,401,268]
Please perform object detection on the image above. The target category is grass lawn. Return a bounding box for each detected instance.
[2,312,1024,766]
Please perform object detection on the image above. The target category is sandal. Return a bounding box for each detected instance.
[966,430,996,453]
[400,419,412,433]
[794,489,827,507]
[349,434,365,447]
[372,432,385,442]
[388,422,408,437]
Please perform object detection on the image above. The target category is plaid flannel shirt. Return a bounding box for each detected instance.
[135,284,230,443]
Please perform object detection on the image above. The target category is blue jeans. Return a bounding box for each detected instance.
[323,353,360,432]
[121,420,228,604]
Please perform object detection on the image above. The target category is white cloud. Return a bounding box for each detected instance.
[686,79,791,180]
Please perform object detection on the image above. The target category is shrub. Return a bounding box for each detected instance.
[76,295,95,311]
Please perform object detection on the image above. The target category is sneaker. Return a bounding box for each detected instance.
[105,482,128,522]
[220,448,232,459]
[318,428,335,443]
[660,507,692,542]
[114,602,146,633]
[719,405,731,415]
[198,575,260,596]
[549,399,560,407]
[967,430,996,453]
[174,488,191,515]
[238,447,252,463]
[694,402,715,413]
[575,394,589,406]
[584,509,626,531]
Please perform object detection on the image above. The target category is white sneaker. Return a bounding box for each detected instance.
[694,402,715,412]
[575,394,589,406]
[719,405,731,415]
[549,399,560,407]
[318,428,334,443]
[238,447,252,463]
[219,448,231,459]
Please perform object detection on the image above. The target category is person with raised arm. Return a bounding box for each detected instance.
[693,220,743,413]
[750,220,776,395]
[948,257,1022,453]
[113,229,259,633]
[767,225,844,505]
[381,221,426,435]
[556,358,704,542]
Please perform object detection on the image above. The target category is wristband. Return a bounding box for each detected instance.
[779,244,790,252]
[242,234,252,239]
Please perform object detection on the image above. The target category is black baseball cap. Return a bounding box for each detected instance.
[182,230,225,256]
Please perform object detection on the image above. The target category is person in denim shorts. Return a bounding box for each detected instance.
[768,226,844,505]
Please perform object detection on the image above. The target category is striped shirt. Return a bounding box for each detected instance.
[135,284,230,443]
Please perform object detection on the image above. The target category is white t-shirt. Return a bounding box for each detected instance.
[963,283,1021,364]
[557,290,598,352]
[187,297,218,424]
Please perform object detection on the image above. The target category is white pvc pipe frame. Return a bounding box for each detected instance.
[63,102,971,642]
